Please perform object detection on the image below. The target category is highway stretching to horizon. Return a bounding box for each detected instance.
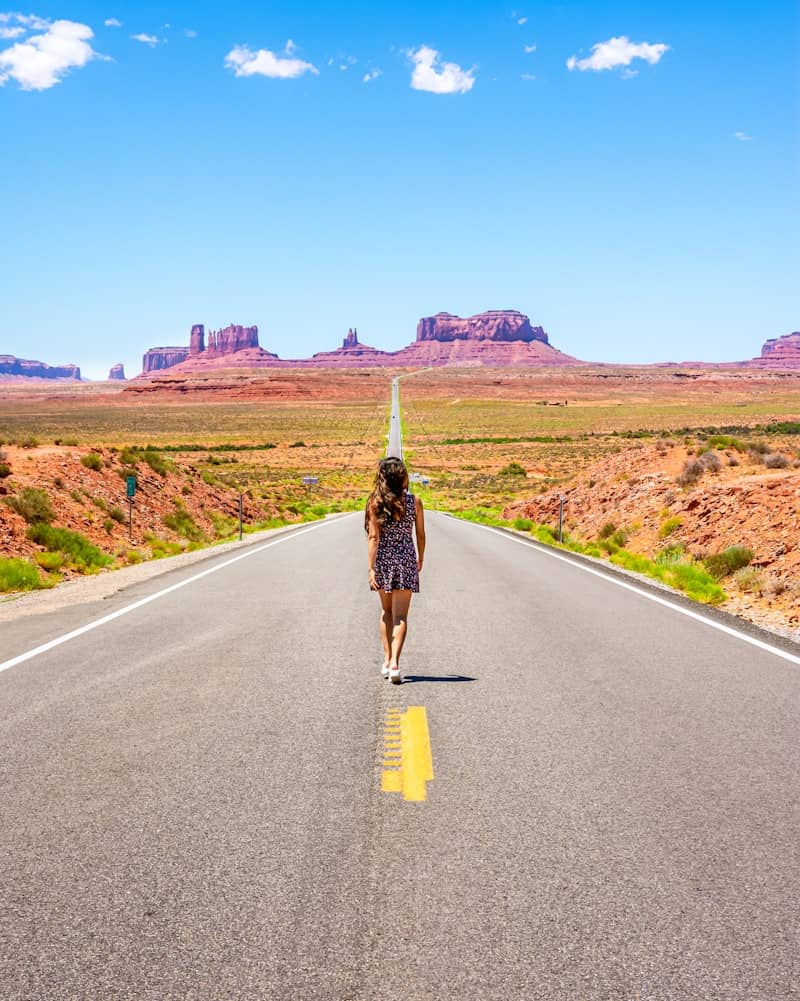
[2,383,799,999]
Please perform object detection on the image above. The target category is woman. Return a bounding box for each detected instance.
[365,456,426,684]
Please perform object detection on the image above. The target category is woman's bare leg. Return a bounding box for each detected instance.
[389,590,412,667]
[378,590,394,666]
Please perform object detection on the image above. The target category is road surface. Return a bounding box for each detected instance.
[1,513,798,1000]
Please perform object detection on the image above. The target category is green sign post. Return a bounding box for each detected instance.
[126,476,136,538]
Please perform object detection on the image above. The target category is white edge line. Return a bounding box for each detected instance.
[0,518,345,676]
[467,519,800,667]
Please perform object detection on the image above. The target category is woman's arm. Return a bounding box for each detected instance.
[367,506,380,590]
[415,497,426,572]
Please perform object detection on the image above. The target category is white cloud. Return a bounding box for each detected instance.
[131,33,162,47]
[0,25,25,38]
[567,35,669,72]
[735,131,753,141]
[225,44,319,79]
[523,43,536,53]
[621,68,638,79]
[363,68,381,83]
[518,17,528,25]
[408,45,475,95]
[520,72,536,81]
[12,13,50,30]
[0,17,100,90]
[184,28,197,38]
[104,18,122,28]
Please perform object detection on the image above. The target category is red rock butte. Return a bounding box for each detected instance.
[752,331,800,368]
[139,310,577,374]
[0,355,81,380]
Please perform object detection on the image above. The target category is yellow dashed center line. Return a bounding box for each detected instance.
[381,706,434,802]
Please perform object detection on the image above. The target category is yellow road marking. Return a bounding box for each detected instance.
[381,706,434,802]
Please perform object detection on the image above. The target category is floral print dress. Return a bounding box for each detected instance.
[374,492,420,593]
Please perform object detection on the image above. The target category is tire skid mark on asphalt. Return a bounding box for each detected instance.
[380,706,434,802]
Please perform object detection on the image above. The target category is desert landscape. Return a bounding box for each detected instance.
[2,320,800,640]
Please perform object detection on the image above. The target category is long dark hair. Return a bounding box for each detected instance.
[365,456,409,531]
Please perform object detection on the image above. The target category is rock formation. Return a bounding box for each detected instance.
[108,363,126,380]
[141,324,265,375]
[753,332,800,368]
[142,347,190,374]
[416,310,549,344]
[0,355,81,380]
[309,328,392,367]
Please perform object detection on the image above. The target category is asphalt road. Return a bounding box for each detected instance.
[1,512,798,1000]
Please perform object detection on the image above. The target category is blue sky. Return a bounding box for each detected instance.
[1,0,797,377]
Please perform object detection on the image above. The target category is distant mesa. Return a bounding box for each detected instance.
[310,327,392,367]
[753,331,800,368]
[416,310,549,345]
[0,355,81,381]
[108,363,126,381]
[142,323,277,374]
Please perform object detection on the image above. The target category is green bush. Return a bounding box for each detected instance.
[162,504,206,542]
[126,550,144,564]
[209,511,237,538]
[143,450,172,477]
[499,461,526,477]
[4,487,55,524]
[659,516,683,538]
[289,440,306,448]
[0,557,47,592]
[598,521,617,539]
[119,447,139,466]
[81,453,104,471]
[35,551,64,571]
[27,523,113,571]
[0,462,10,478]
[655,543,686,565]
[513,517,533,531]
[703,546,754,580]
[109,506,126,523]
[17,435,39,449]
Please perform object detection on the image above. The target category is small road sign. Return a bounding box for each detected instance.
[302,476,319,486]
[126,476,137,498]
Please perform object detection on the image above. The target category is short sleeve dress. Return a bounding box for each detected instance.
[374,492,420,593]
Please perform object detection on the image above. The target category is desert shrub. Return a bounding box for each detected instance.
[499,461,526,477]
[4,487,55,524]
[17,435,39,449]
[119,447,139,466]
[728,454,739,467]
[598,521,617,539]
[126,550,144,564]
[704,545,754,580]
[656,543,686,565]
[81,452,104,471]
[116,466,138,483]
[734,567,762,592]
[54,437,79,446]
[91,496,108,511]
[764,453,789,469]
[289,441,306,448]
[144,533,184,559]
[181,484,191,495]
[699,451,721,473]
[102,518,115,534]
[209,511,237,538]
[513,517,533,531]
[52,476,65,489]
[0,557,46,592]
[143,450,171,477]
[35,551,64,571]
[162,504,205,542]
[534,525,557,544]
[763,574,787,596]
[677,458,705,486]
[664,563,726,604]
[109,506,126,524]
[659,516,683,538]
[27,523,113,570]
[608,528,629,548]
[746,449,765,465]
[201,469,217,486]
[749,440,770,454]
[0,463,11,479]
[69,489,84,503]
[707,435,744,451]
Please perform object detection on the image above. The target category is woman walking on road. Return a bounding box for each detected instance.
[366,456,426,684]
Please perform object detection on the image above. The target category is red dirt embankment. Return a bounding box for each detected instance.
[505,442,800,635]
[0,445,268,569]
